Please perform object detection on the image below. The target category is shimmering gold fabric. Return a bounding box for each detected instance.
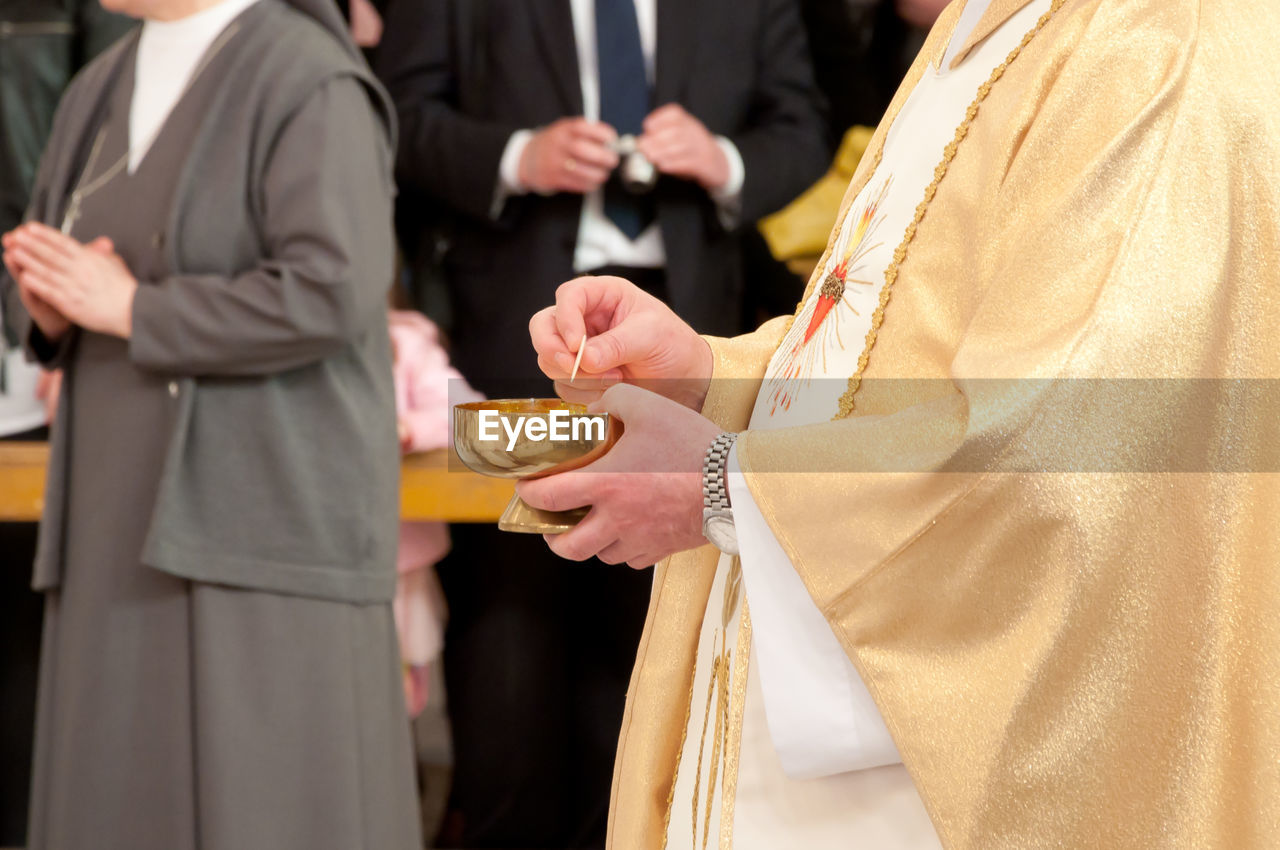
[609,0,1280,847]
[947,0,1037,67]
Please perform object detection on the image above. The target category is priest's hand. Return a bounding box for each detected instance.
[529,275,713,410]
[4,223,137,339]
[516,383,720,568]
[2,227,72,342]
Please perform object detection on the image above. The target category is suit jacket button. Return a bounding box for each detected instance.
[168,381,180,398]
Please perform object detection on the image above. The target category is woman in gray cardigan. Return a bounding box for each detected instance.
[0,0,420,845]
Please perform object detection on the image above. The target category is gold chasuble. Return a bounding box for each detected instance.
[607,0,1280,847]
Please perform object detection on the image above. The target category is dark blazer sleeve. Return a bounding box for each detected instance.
[731,0,831,224]
[129,76,395,377]
[374,0,521,222]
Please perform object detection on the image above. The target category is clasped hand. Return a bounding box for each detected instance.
[519,104,729,196]
[1,222,138,341]
[520,275,724,568]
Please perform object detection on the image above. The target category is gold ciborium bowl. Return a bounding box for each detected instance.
[453,399,622,533]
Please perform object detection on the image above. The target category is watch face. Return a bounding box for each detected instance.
[704,516,738,554]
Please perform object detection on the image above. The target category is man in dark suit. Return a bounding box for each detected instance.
[376,2,826,845]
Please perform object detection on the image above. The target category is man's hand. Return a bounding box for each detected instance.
[637,104,729,191]
[516,383,722,568]
[529,275,713,409]
[520,117,620,195]
[3,223,137,339]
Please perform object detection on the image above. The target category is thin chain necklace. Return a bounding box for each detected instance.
[60,20,243,235]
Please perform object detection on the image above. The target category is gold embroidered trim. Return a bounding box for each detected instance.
[660,649,700,850]
[689,634,720,848]
[833,0,1066,419]
[663,558,746,849]
[701,646,730,849]
[718,603,752,850]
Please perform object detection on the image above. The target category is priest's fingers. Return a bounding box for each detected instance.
[552,379,613,406]
[598,541,660,568]
[586,382,669,429]
[542,513,616,563]
[517,469,596,516]
[536,352,565,381]
[553,275,639,343]
[596,540,635,566]
[551,278,599,348]
[530,307,573,371]
[573,324,656,375]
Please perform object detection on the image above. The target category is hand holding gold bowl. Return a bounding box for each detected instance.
[453,399,623,533]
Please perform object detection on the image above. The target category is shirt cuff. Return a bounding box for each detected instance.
[491,129,536,219]
[727,442,903,779]
[708,136,745,229]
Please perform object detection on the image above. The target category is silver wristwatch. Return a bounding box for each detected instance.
[702,432,740,555]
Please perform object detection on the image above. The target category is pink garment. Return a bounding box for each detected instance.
[389,309,483,717]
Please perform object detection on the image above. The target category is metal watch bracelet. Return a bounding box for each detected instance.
[702,432,739,554]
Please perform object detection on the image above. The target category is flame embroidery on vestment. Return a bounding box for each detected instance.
[764,177,891,416]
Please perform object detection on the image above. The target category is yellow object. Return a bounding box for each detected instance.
[0,443,514,523]
[758,126,875,263]
[608,0,1280,847]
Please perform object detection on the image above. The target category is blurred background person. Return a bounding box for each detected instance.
[747,0,951,324]
[801,0,949,137]
[0,0,422,846]
[374,0,827,846]
[387,305,484,839]
[0,0,132,844]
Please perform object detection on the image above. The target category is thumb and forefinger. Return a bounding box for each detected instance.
[548,276,646,377]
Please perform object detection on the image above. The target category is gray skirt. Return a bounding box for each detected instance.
[27,335,421,850]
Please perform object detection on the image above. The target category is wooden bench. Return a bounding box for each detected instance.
[0,442,512,523]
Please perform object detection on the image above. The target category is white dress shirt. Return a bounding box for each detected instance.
[494,0,745,272]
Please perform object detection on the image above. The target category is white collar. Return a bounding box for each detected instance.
[141,0,260,42]
[941,0,996,70]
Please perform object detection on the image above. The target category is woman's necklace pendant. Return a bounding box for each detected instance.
[61,192,82,235]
